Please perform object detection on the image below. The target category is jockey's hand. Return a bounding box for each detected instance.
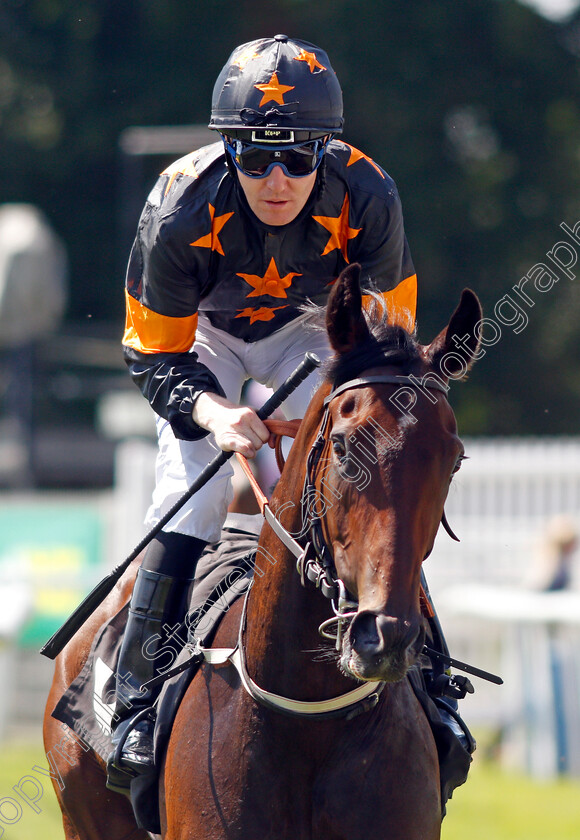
[192,392,270,458]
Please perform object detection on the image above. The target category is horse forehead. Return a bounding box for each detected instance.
[328,376,436,421]
[328,378,457,452]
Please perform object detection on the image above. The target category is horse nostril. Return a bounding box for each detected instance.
[350,612,421,658]
[350,611,382,655]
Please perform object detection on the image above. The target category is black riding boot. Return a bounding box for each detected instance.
[107,532,207,788]
[108,567,194,778]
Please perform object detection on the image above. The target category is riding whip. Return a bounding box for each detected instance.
[40,351,321,659]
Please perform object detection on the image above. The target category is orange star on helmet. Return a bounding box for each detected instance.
[254,72,295,107]
[232,47,260,69]
[293,48,326,73]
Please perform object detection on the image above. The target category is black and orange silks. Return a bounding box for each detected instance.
[123,139,417,440]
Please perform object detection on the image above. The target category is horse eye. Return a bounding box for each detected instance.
[332,437,347,459]
[452,454,466,476]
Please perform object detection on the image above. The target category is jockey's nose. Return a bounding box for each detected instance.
[265,164,290,187]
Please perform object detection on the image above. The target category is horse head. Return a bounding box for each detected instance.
[303,263,482,684]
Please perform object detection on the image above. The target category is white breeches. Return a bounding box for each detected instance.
[145,313,331,542]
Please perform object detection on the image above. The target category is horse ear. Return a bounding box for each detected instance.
[326,263,370,353]
[426,288,482,379]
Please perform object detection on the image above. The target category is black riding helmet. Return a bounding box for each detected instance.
[208,34,344,142]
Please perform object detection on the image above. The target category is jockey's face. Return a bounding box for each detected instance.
[237,165,317,226]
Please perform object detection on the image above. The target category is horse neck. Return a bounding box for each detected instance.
[244,386,352,696]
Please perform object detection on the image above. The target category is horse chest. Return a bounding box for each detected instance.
[172,681,440,840]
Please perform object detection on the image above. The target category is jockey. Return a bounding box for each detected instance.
[109,34,470,784]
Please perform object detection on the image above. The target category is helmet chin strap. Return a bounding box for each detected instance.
[316,153,328,200]
[224,148,238,180]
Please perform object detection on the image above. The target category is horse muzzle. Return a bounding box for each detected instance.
[342,610,425,683]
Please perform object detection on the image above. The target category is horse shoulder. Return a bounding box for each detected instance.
[160,596,254,836]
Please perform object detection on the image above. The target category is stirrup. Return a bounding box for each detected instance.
[106,762,133,795]
[435,698,477,755]
[109,708,155,776]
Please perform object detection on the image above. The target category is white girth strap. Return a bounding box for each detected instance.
[200,645,383,717]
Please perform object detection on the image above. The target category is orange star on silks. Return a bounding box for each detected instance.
[313,195,362,262]
[293,48,326,73]
[162,153,199,195]
[237,257,301,298]
[189,204,234,257]
[254,72,295,107]
[345,144,385,179]
[235,305,287,324]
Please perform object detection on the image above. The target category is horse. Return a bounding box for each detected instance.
[43,262,482,840]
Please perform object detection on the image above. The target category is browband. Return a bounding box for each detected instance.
[324,374,449,406]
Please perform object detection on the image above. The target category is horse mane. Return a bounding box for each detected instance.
[307,291,421,387]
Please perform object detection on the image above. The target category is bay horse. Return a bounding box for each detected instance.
[44,263,482,840]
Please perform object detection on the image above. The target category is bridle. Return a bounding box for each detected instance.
[295,373,450,636]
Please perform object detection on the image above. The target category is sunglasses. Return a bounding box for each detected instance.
[224,137,328,179]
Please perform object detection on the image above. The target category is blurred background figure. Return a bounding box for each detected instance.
[0,203,67,487]
[526,513,579,591]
